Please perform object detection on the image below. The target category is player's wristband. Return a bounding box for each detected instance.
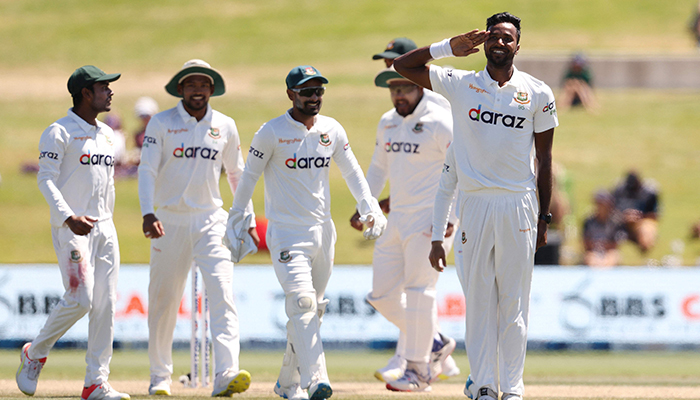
[430,38,454,60]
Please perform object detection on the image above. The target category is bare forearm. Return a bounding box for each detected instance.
[537,155,552,215]
[394,47,434,90]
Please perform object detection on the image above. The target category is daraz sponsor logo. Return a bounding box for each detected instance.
[384,140,420,154]
[79,150,114,166]
[468,105,526,129]
[172,143,219,160]
[285,153,331,169]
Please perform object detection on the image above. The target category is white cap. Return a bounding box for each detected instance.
[134,96,159,117]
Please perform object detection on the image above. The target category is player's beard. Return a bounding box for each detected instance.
[486,49,515,68]
[294,98,321,116]
[183,97,208,112]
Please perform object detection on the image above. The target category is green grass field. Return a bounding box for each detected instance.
[1,349,700,399]
[1,0,700,265]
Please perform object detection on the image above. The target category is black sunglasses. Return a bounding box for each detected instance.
[290,86,326,97]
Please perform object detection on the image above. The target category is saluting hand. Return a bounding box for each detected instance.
[450,29,489,57]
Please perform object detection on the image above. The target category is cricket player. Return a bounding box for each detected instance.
[226,65,386,400]
[369,37,462,385]
[138,59,256,397]
[395,12,557,400]
[349,67,458,392]
[17,65,130,400]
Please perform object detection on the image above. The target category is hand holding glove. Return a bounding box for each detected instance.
[224,208,258,263]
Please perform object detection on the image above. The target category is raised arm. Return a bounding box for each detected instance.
[394,29,489,90]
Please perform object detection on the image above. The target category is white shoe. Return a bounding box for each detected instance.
[476,386,498,400]
[148,376,172,396]
[429,334,456,382]
[464,374,475,399]
[274,380,309,400]
[81,382,131,400]
[211,370,251,396]
[308,381,332,400]
[16,343,46,396]
[373,354,406,382]
[386,369,432,392]
[438,355,460,380]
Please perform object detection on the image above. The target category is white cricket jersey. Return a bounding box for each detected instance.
[138,102,246,218]
[365,95,453,212]
[432,145,459,241]
[232,111,373,226]
[37,109,117,228]
[424,89,451,111]
[429,65,559,193]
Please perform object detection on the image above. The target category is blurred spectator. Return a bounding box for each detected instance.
[535,162,571,265]
[583,190,624,267]
[103,114,127,166]
[691,220,700,239]
[612,170,659,253]
[558,53,598,112]
[133,96,159,150]
[691,1,700,50]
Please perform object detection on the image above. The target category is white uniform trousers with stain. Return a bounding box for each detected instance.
[366,208,455,364]
[30,219,120,387]
[147,208,240,379]
[268,220,336,390]
[456,189,537,396]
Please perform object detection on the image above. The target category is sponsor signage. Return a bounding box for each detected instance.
[0,265,698,344]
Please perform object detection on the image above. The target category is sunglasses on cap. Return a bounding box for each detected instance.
[290,86,326,97]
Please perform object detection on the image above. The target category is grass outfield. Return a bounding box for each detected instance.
[1,349,700,399]
[1,0,700,265]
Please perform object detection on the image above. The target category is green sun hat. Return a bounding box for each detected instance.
[374,66,411,88]
[165,59,225,98]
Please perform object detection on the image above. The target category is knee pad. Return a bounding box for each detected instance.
[285,292,317,322]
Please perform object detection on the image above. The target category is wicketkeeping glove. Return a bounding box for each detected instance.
[357,197,387,240]
[224,208,257,263]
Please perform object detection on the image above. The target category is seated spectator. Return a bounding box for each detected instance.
[559,53,598,112]
[535,162,571,265]
[583,190,625,267]
[612,170,659,253]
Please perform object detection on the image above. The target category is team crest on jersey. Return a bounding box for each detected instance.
[461,231,467,244]
[104,135,113,146]
[70,250,83,263]
[208,128,221,139]
[319,133,332,146]
[514,91,530,104]
[412,123,424,133]
[279,250,291,263]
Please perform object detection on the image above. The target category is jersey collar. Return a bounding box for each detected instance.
[176,101,213,123]
[479,65,522,90]
[67,108,100,134]
[285,109,319,134]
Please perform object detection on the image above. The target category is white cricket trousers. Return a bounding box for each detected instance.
[457,189,537,396]
[366,208,455,364]
[267,220,336,390]
[148,208,240,379]
[31,219,120,387]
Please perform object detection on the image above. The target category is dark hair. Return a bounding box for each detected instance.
[486,12,521,43]
[72,83,95,108]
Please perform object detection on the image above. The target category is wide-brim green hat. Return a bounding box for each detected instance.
[374,66,410,88]
[165,59,225,98]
